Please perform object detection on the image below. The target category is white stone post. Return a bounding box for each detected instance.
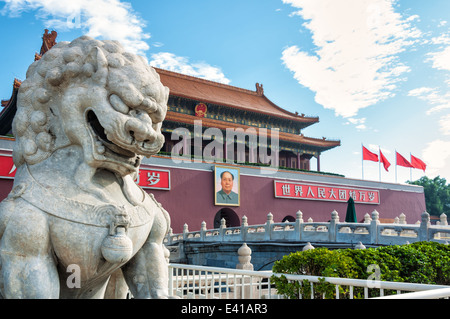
[236,243,253,270]
[219,218,226,239]
[241,215,248,242]
[236,243,256,299]
[200,221,207,241]
[370,210,380,245]
[182,223,189,240]
[295,210,303,241]
[440,213,448,226]
[242,215,248,227]
[265,213,273,240]
[419,212,430,241]
[329,210,339,242]
[167,227,173,245]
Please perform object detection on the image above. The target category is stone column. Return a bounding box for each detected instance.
[219,218,227,240]
[265,213,273,240]
[419,212,430,241]
[241,215,248,242]
[182,223,189,240]
[236,243,255,299]
[236,243,253,271]
[370,210,380,245]
[329,210,339,242]
[295,210,303,240]
[317,153,321,172]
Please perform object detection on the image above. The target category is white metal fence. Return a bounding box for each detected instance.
[168,263,450,299]
[168,263,277,299]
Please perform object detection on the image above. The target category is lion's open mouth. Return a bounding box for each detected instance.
[87,110,135,158]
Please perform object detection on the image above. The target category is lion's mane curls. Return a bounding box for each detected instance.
[12,36,159,167]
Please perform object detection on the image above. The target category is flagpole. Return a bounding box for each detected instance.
[361,143,364,180]
[410,153,412,181]
[395,149,397,183]
[378,146,381,182]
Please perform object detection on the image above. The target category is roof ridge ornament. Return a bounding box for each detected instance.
[13,78,22,89]
[35,29,58,61]
[255,82,264,96]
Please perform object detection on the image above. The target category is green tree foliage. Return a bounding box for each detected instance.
[407,176,450,217]
[272,242,450,299]
[271,248,358,299]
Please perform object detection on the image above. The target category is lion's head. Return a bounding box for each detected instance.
[13,36,168,177]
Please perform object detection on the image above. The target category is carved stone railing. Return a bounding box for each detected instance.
[165,211,450,247]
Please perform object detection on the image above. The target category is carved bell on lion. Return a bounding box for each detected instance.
[101,226,133,264]
[101,212,133,264]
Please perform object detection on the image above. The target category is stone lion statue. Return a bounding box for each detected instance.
[0,36,173,298]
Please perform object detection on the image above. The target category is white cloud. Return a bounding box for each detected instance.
[427,46,450,71]
[406,20,450,181]
[408,87,435,97]
[408,86,450,115]
[150,52,231,85]
[368,144,391,154]
[344,117,367,130]
[1,0,150,55]
[281,0,421,118]
[439,114,450,136]
[1,0,231,82]
[422,139,450,179]
[430,33,450,45]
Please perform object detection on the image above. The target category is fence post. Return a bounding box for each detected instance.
[329,210,339,242]
[241,215,248,242]
[370,210,379,245]
[303,242,315,251]
[220,218,226,241]
[167,227,173,245]
[183,223,189,240]
[201,221,207,241]
[236,243,253,270]
[236,243,254,299]
[419,212,430,241]
[265,213,273,240]
[295,210,303,241]
[440,213,448,226]
[168,265,173,297]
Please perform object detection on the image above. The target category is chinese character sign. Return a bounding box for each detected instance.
[136,168,170,190]
[274,181,380,204]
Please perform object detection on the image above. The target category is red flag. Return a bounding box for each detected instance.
[396,151,413,168]
[411,154,426,172]
[379,150,391,172]
[362,146,378,162]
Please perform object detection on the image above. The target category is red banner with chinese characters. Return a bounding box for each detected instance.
[274,181,380,204]
[0,155,16,178]
[137,168,170,190]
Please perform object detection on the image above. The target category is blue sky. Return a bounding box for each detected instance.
[1,0,450,184]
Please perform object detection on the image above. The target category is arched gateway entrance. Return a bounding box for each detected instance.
[213,208,240,228]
